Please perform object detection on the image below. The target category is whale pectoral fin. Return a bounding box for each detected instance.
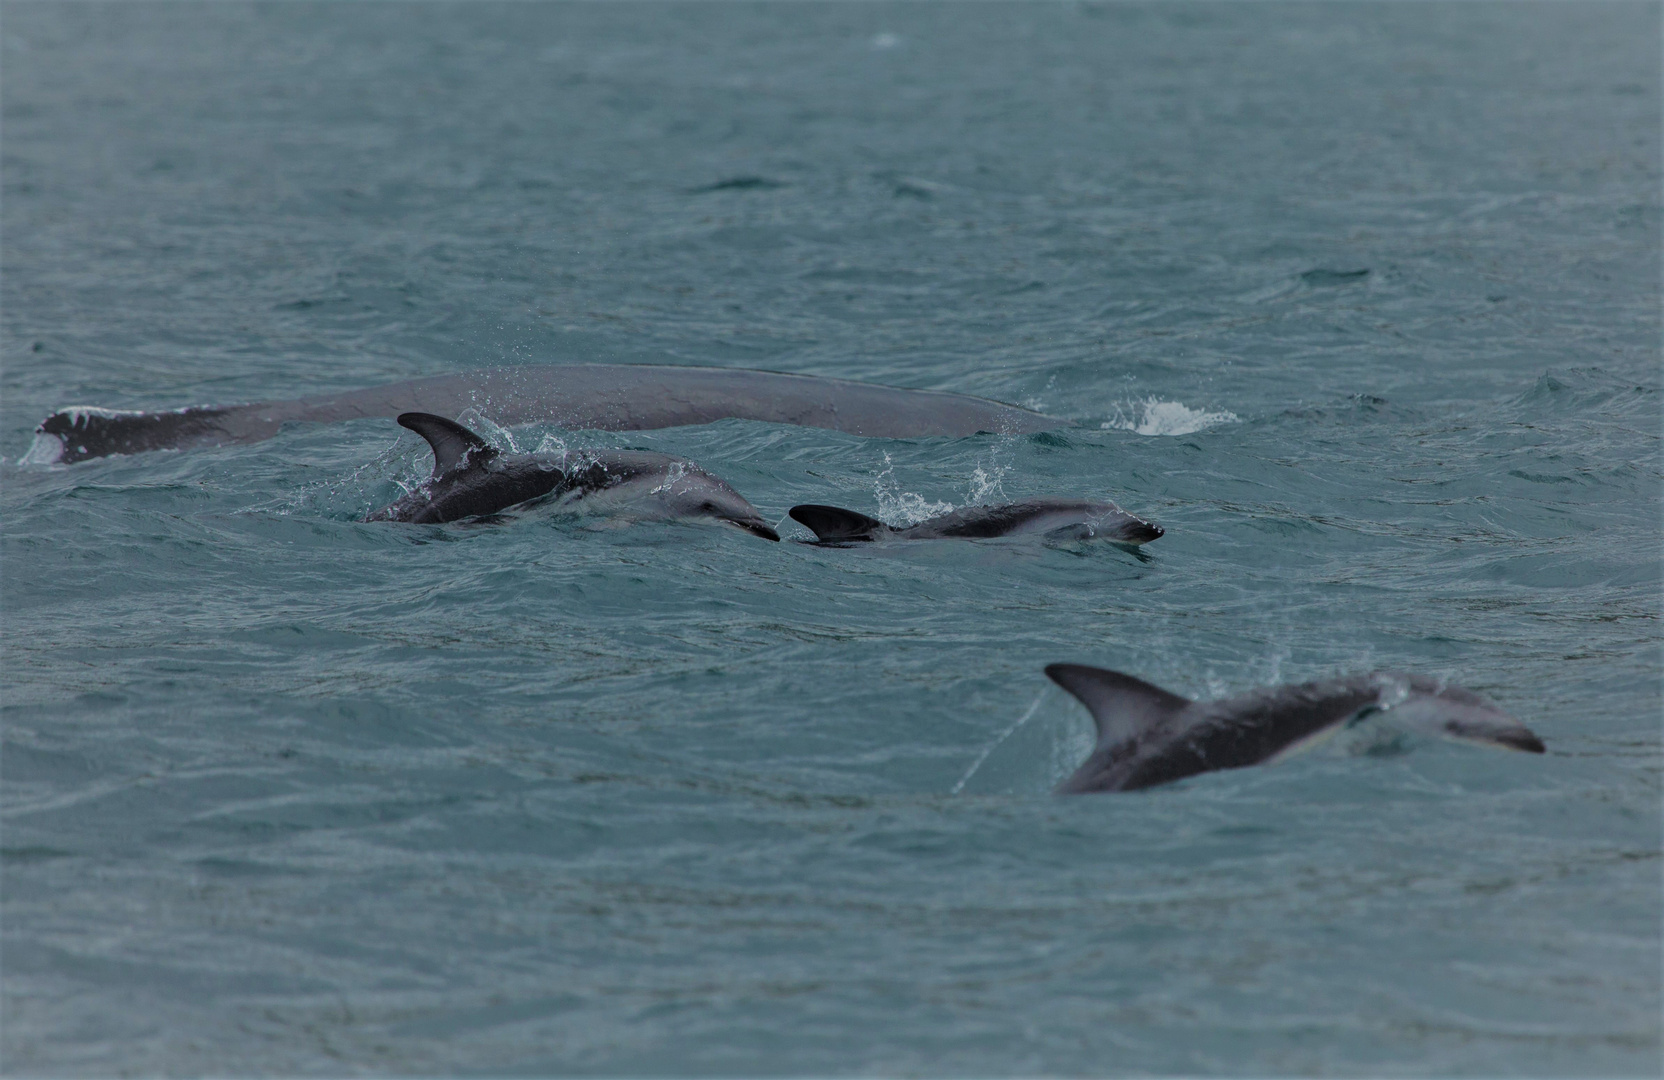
[788,505,890,543]
[1044,664,1191,750]
[397,412,496,476]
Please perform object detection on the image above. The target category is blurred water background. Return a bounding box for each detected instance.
[2,3,1659,1074]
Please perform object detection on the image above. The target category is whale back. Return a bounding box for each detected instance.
[32,364,1069,464]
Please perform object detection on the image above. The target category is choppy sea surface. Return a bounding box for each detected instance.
[2,4,1659,1075]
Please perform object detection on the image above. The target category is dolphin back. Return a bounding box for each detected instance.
[907,499,1163,543]
[1047,667,1547,795]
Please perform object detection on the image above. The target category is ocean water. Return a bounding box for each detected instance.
[2,3,1659,1075]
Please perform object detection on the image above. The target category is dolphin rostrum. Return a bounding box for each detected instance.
[31,364,1067,464]
[1044,665,1545,793]
[366,412,780,540]
[789,499,1163,545]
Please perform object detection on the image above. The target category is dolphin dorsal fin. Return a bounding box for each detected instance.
[397,412,496,476]
[789,505,891,542]
[1044,664,1191,748]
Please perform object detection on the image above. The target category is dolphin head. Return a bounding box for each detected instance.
[1087,503,1164,545]
[1105,516,1164,545]
[654,468,780,541]
[1374,674,1545,753]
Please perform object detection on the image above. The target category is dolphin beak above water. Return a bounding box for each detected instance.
[1127,521,1164,544]
[726,518,781,542]
[1492,728,1547,754]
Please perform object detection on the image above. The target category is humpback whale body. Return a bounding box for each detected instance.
[789,499,1163,545]
[367,412,780,540]
[1045,665,1544,793]
[32,364,1066,464]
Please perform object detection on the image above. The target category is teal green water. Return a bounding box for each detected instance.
[3,3,1659,1075]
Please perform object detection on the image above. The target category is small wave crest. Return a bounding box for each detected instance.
[1101,398,1238,436]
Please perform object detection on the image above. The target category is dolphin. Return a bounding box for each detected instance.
[1044,664,1545,793]
[366,412,780,540]
[788,499,1163,545]
[30,364,1067,464]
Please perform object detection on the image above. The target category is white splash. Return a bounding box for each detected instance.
[966,465,1005,503]
[872,452,953,525]
[649,460,688,495]
[964,440,1010,503]
[59,405,135,420]
[1102,398,1238,436]
[19,433,66,466]
[456,408,516,451]
[532,431,571,464]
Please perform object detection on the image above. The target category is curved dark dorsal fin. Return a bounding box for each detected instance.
[1044,664,1191,749]
[789,505,891,542]
[397,412,495,476]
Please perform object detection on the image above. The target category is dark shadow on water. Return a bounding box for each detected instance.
[687,176,788,194]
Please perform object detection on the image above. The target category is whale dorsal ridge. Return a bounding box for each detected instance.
[1044,664,1191,749]
[789,505,891,542]
[398,412,496,476]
